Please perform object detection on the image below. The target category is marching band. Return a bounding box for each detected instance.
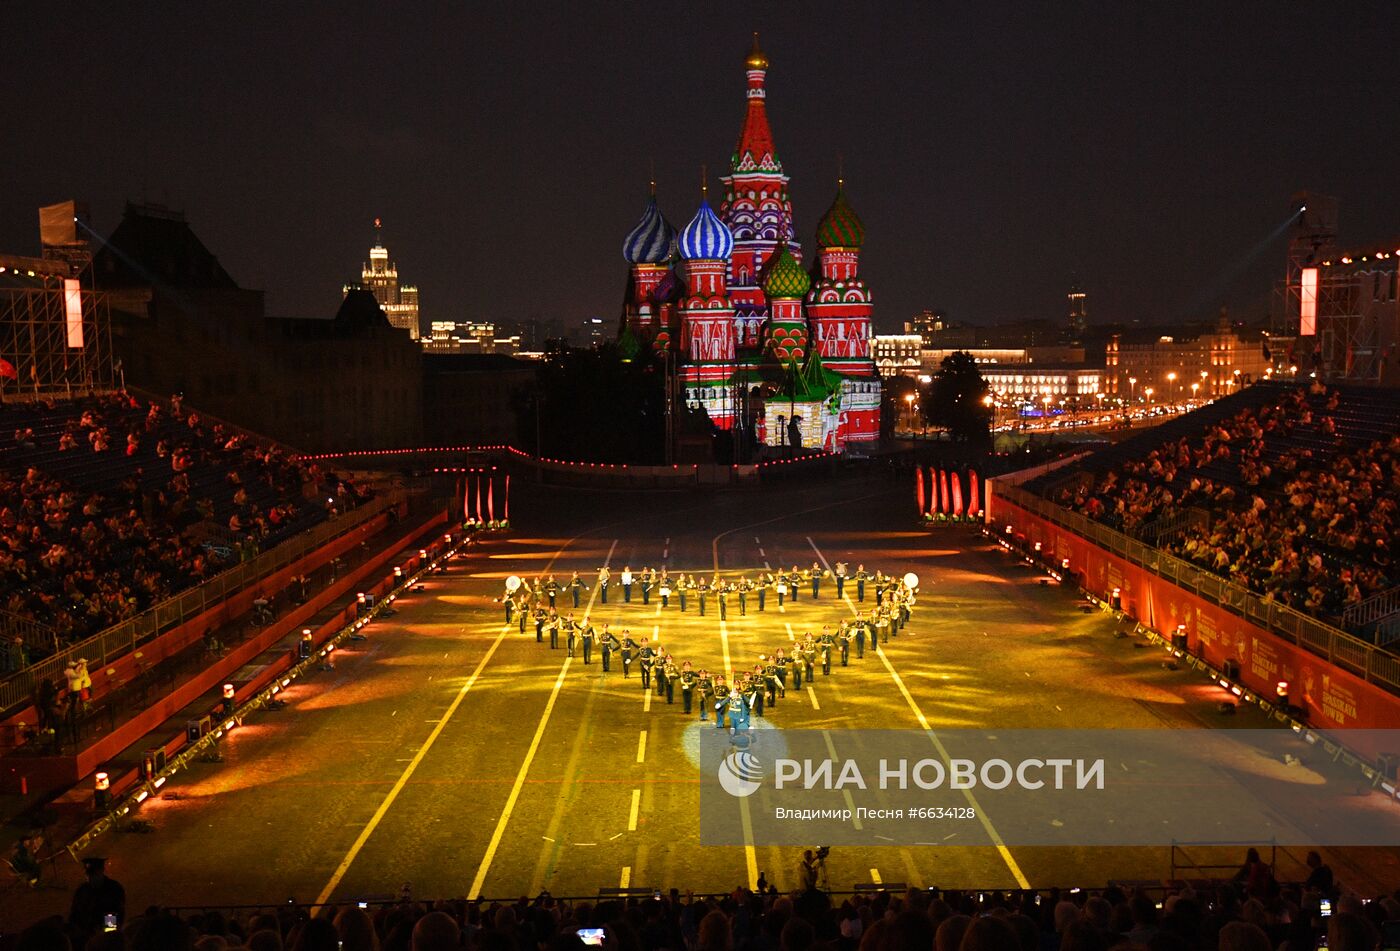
[498,562,918,735]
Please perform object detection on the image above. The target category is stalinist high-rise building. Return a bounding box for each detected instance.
[346,218,421,339]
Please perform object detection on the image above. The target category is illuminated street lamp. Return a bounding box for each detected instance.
[1167,371,1178,404]
[1145,386,1155,406]
[1128,376,1137,405]
[903,393,916,433]
[1191,382,1199,403]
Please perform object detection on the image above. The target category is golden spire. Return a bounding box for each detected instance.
[701,164,708,200]
[746,32,769,70]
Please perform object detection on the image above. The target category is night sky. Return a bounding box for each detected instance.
[4,3,1397,333]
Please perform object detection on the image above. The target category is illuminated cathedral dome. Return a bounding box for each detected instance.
[816,184,865,249]
[678,199,734,260]
[622,193,675,264]
[762,244,810,299]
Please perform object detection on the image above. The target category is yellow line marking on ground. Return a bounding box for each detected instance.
[620,866,631,888]
[643,688,652,713]
[806,534,1031,890]
[807,685,820,710]
[467,539,617,900]
[628,789,641,830]
[870,868,882,885]
[636,730,647,763]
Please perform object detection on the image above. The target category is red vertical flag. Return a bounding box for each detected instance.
[916,466,925,515]
[928,468,939,515]
[487,476,495,522]
[475,474,484,522]
[504,474,510,522]
[969,470,981,516]
[940,470,951,514]
[951,471,964,517]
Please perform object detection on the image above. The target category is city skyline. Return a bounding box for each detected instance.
[3,3,1398,331]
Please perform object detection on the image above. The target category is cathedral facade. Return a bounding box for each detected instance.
[618,36,880,454]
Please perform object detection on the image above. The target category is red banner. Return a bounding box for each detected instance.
[916,467,925,516]
[940,470,951,514]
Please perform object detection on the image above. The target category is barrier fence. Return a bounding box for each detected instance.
[988,481,1400,697]
[0,490,409,714]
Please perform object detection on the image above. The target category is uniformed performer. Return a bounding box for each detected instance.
[621,565,634,603]
[762,657,781,707]
[640,567,653,605]
[737,578,749,616]
[855,564,869,602]
[788,566,801,602]
[773,647,789,693]
[545,574,560,610]
[718,584,728,621]
[678,575,688,613]
[838,625,851,666]
[835,561,848,599]
[601,626,620,672]
[638,641,655,690]
[775,576,787,608]
[875,609,892,647]
[621,632,636,677]
[726,680,754,734]
[655,648,669,698]
[659,578,671,608]
[518,594,530,634]
[680,661,696,714]
[788,644,802,689]
[801,636,817,682]
[810,562,823,599]
[567,571,587,609]
[712,676,731,729]
[819,629,834,675]
[548,610,561,649]
[503,589,515,623]
[564,614,578,656]
[748,666,765,717]
[597,565,611,604]
[581,622,595,664]
[874,570,887,606]
[534,607,546,644]
[853,617,866,659]
[662,656,678,704]
[697,668,714,721]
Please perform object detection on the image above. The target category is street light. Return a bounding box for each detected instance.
[1191,382,1199,403]
[1128,376,1137,405]
[904,392,916,434]
[1167,371,1178,405]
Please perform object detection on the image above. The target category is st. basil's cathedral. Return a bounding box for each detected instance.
[618,35,880,455]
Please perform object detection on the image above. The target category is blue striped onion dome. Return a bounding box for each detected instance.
[678,199,734,260]
[622,197,675,264]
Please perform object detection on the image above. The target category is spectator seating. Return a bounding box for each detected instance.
[1037,382,1400,631]
[1,392,364,660]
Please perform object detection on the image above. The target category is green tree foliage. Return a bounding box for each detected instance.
[513,342,666,463]
[922,351,991,444]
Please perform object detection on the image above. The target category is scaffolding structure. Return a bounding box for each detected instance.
[0,267,116,401]
[1276,260,1399,384]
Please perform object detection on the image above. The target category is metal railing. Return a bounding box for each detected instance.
[0,608,59,657]
[0,490,407,714]
[991,481,1400,697]
[1343,583,1400,629]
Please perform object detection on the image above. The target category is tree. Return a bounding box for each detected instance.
[512,342,666,463]
[880,373,919,439]
[922,351,991,444]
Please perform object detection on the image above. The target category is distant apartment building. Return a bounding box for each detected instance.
[423,321,521,354]
[1104,311,1269,401]
[872,334,922,377]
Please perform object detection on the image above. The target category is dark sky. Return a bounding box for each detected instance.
[4,2,1398,333]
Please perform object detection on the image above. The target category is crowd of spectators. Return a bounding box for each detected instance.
[11,864,1397,951]
[1,392,364,664]
[1053,384,1399,626]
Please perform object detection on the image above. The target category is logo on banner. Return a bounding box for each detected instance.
[718,749,765,798]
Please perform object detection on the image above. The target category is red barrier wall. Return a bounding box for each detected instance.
[991,496,1400,757]
[0,508,398,752]
[5,511,447,796]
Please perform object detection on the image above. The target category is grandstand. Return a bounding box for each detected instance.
[1029,381,1400,639]
[2,391,363,657]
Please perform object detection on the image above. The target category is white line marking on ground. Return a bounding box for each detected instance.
[466,539,618,900]
[542,836,555,843]
[785,622,795,642]
[636,731,647,763]
[620,867,631,888]
[628,789,641,831]
[806,534,1031,890]
[643,688,652,713]
[609,832,624,841]
[312,621,513,908]
[807,685,820,710]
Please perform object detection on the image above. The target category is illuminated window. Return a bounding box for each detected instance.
[1299,267,1318,336]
